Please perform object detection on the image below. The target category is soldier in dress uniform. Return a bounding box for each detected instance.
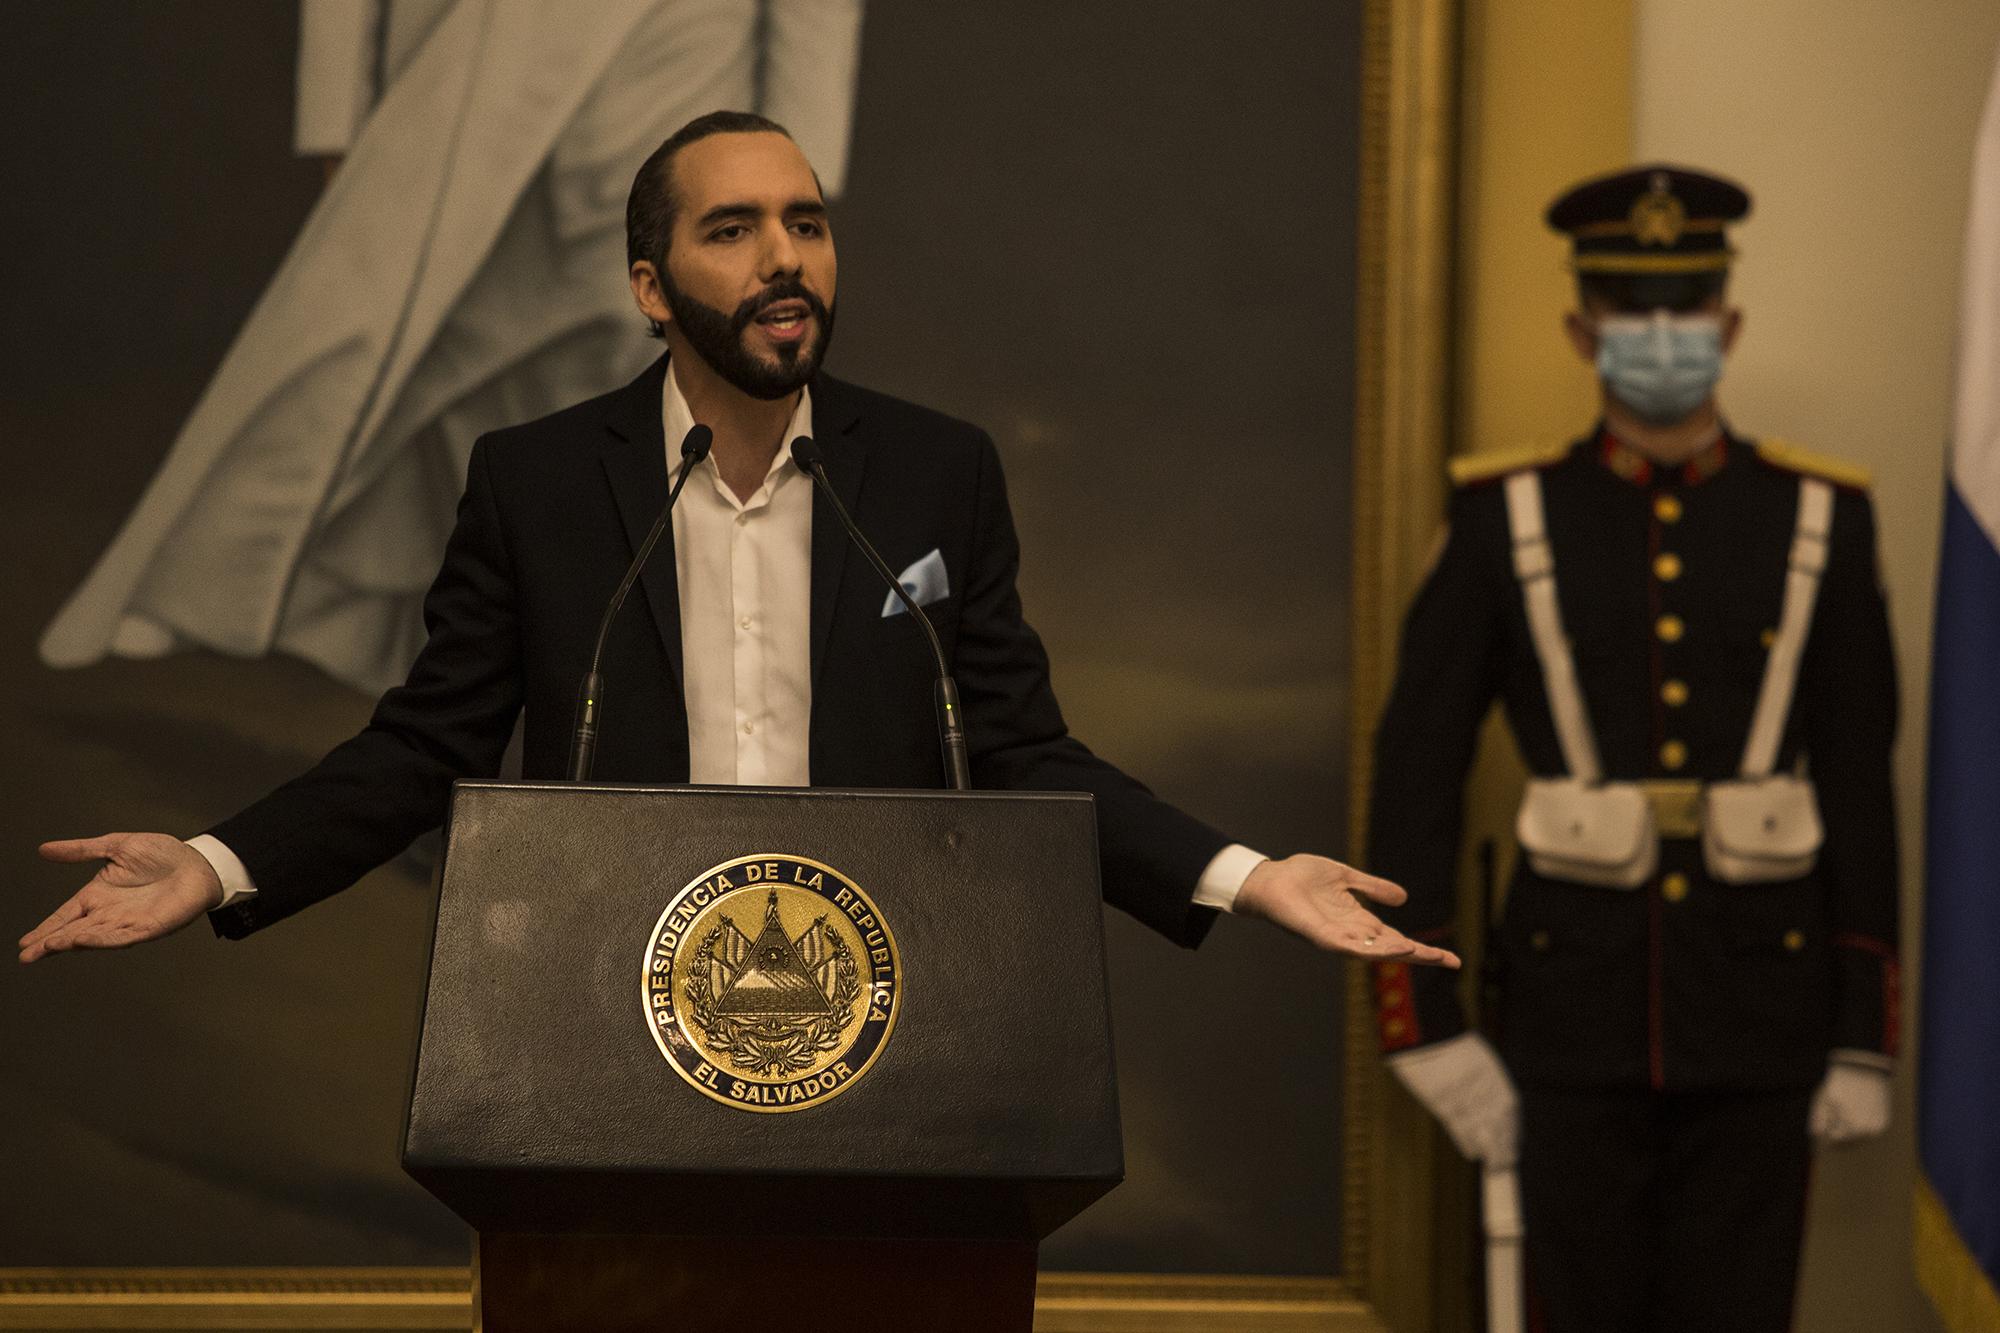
[1365,165,1901,1330]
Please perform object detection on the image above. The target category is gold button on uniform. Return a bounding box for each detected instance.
[1654,552,1683,581]
[1662,679,1690,707]
[1655,494,1683,523]
[1531,930,1551,951]
[1783,929,1806,952]
[1662,873,1690,903]
[1660,740,1688,770]
[1761,627,1776,649]
[1657,614,1685,643]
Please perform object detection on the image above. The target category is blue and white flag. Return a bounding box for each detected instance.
[1918,44,2000,1333]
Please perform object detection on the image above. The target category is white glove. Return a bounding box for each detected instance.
[1810,1051,1893,1144]
[1388,1032,1519,1167]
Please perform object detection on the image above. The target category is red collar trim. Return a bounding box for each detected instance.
[1597,428,1730,489]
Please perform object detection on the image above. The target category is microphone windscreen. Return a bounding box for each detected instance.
[789,435,824,470]
[680,424,714,461]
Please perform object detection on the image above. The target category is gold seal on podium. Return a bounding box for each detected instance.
[642,854,901,1113]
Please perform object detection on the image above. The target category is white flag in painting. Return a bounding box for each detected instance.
[37,1,865,696]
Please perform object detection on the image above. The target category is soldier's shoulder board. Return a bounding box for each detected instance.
[1447,440,1570,487]
[1752,437,1873,490]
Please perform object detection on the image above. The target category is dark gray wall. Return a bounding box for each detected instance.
[0,0,1360,1275]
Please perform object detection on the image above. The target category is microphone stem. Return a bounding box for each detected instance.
[568,444,706,782]
[934,677,972,791]
[806,462,972,791]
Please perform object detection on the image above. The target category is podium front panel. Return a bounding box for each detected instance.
[403,783,1121,1239]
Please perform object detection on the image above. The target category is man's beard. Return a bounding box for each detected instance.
[660,270,836,401]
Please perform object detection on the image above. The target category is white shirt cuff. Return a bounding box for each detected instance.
[1192,843,1267,913]
[1831,1047,1895,1072]
[187,834,259,909]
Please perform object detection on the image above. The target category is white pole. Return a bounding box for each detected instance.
[1484,1163,1525,1333]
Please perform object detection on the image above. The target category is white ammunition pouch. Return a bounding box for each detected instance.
[1516,778,1656,889]
[1501,467,1831,890]
[1701,775,1824,884]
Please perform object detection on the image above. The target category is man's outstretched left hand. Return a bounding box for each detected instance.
[1234,854,1460,967]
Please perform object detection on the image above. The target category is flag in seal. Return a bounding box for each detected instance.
[642,854,901,1113]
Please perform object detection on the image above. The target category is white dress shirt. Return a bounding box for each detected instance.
[665,370,814,786]
[192,365,1260,911]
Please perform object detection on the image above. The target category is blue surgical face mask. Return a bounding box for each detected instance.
[1593,310,1725,426]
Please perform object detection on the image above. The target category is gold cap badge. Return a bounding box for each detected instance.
[1629,172,1688,248]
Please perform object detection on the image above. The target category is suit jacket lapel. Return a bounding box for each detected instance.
[809,375,868,688]
[599,353,685,690]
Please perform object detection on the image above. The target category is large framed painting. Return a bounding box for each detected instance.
[0,2,1457,1327]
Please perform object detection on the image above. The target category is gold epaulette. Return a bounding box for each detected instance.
[1754,437,1873,489]
[1447,440,1571,486]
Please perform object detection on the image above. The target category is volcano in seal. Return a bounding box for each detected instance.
[714,893,835,1017]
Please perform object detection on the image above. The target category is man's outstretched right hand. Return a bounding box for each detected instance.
[18,834,222,963]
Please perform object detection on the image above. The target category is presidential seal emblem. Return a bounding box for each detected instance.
[642,854,900,1113]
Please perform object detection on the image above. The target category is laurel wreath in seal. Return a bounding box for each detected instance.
[684,919,864,1076]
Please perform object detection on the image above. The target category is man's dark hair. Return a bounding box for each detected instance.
[626,111,796,337]
[1577,270,1729,314]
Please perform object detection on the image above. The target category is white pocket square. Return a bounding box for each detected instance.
[882,548,949,617]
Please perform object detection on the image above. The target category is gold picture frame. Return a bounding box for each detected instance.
[0,1271,1379,1332]
[1,1,1461,1327]
[1346,0,1468,1329]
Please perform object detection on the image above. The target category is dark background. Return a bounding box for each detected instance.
[0,0,1360,1274]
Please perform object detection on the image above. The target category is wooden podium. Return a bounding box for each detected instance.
[403,782,1122,1332]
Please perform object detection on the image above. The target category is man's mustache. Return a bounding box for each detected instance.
[731,279,832,333]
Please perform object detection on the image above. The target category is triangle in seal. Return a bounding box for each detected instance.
[714,891,833,1017]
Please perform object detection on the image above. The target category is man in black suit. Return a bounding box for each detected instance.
[20,111,1455,972]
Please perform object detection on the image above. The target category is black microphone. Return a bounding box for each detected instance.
[568,424,714,781]
[789,435,972,791]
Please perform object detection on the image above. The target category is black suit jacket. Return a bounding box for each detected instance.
[208,356,1228,946]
